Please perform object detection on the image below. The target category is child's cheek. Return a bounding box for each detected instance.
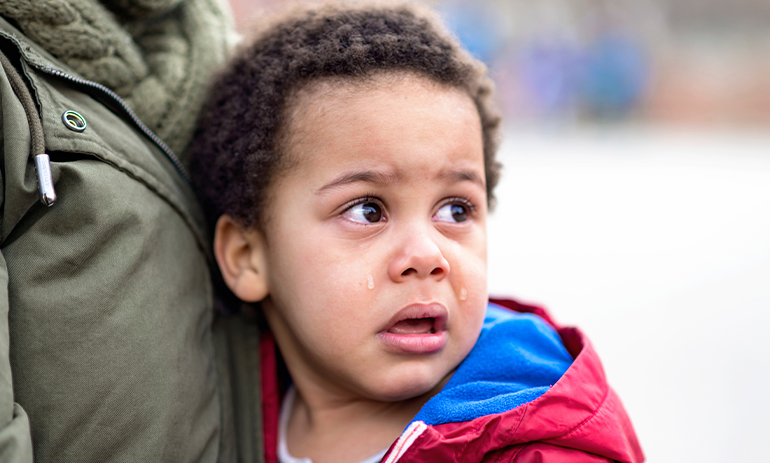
[446,239,488,303]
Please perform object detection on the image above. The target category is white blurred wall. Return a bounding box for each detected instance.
[488,127,770,462]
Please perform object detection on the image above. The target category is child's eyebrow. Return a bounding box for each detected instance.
[314,167,485,195]
[315,170,400,194]
[437,168,486,189]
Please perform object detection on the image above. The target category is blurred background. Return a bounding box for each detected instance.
[229,0,770,461]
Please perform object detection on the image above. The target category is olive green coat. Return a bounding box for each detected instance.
[0,15,263,463]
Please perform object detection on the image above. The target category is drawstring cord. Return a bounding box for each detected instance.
[0,50,56,206]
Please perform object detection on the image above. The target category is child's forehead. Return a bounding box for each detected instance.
[276,75,484,184]
[287,74,470,139]
[288,72,459,113]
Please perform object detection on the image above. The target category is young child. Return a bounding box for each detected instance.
[189,3,644,463]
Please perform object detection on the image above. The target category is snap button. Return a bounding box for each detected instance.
[62,110,87,132]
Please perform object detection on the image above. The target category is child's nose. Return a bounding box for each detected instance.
[387,228,450,282]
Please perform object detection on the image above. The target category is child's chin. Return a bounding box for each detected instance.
[364,372,449,403]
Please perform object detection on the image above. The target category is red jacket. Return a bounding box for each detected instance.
[260,298,644,463]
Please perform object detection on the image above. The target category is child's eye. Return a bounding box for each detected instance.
[341,201,385,224]
[434,201,472,223]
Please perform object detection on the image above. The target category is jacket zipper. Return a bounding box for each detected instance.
[30,63,193,187]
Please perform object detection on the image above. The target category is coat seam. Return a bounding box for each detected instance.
[489,404,527,463]
[557,386,610,440]
[454,418,488,463]
[508,443,528,462]
[507,403,527,441]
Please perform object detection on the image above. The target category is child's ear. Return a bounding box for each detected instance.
[213,214,269,302]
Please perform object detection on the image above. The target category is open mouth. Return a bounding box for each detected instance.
[383,303,448,334]
[378,304,449,354]
[388,317,437,334]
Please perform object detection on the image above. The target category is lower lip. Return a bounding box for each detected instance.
[377,331,448,354]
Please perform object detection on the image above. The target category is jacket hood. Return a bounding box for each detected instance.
[382,299,644,463]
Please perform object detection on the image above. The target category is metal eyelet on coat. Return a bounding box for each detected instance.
[62,110,87,132]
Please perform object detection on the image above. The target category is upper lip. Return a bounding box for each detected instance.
[380,303,448,333]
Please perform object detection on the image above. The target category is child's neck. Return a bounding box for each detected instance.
[285,379,447,463]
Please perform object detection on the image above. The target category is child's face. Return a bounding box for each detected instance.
[223,75,488,402]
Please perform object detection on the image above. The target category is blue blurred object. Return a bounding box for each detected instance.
[438,2,502,64]
[515,32,649,120]
[517,38,583,115]
[437,0,651,122]
[579,33,649,117]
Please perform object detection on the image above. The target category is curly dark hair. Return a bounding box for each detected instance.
[188,1,502,231]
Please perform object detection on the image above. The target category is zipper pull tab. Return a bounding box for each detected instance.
[34,154,56,207]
